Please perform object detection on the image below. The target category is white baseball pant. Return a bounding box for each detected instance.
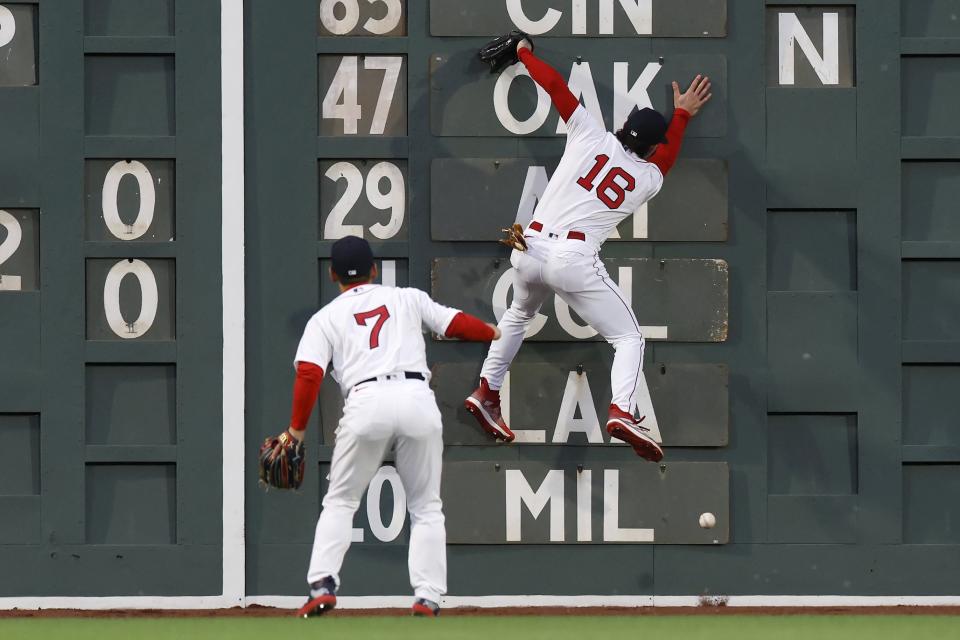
[481,236,646,413]
[307,378,446,603]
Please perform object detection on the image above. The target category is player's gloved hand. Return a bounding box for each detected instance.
[258,429,306,490]
[499,223,528,252]
[478,30,534,74]
[672,75,712,117]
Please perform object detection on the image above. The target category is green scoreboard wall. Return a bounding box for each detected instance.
[245,0,960,599]
[0,0,223,596]
[2,0,960,602]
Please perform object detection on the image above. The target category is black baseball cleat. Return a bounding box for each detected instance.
[411,597,440,617]
[297,576,338,617]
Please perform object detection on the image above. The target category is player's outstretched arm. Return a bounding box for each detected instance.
[287,361,324,441]
[446,312,501,341]
[516,42,579,122]
[648,75,712,176]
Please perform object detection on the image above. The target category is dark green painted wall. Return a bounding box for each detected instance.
[245,0,960,598]
[3,0,959,600]
[0,0,222,595]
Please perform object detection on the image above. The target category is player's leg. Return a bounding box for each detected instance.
[305,399,391,596]
[395,382,446,615]
[466,250,550,441]
[480,250,550,389]
[553,253,662,462]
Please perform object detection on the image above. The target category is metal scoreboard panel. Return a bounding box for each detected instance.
[429,0,727,38]
[318,54,407,136]
[431,359,729,447]
[432,257,729,342]
[85,258,176,341]
[84,159,176,242]
[442,461,729,544]
[319,159,409,242]
[0,208,39,291]
[430,53,727,138]
[0,3,38,86]
[431,158,728,242]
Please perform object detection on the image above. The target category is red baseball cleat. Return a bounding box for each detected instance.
[411,598,440,617]
[606,404,663,462]
[297,577,337,617]
[464,378,515,442]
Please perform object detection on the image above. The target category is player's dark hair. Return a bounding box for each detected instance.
[615,128,653,158]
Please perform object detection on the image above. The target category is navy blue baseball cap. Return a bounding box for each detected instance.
[623,107,669,146]
[331,235,374,279]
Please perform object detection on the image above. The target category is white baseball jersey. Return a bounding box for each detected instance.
[294,284,460,393]
[532,105,663,246]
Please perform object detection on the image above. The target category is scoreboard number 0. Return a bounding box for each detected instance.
[102,160,156,240]
[103,259,159,339]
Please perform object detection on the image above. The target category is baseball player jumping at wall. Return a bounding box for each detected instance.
[467,33,712,462]
[264,236,501,618]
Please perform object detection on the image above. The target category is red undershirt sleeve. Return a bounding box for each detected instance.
[647,108,691,176]
[518,49,578,122]
[290,361,324,430]
[445,312,496,342]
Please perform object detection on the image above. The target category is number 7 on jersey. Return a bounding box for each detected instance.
[355,305,391,349]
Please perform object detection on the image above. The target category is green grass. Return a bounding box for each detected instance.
[1,615,958,640]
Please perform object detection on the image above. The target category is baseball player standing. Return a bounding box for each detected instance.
[282,236,500,617]
[466,39,712,462]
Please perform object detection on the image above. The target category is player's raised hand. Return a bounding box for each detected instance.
[673,75,712,117]
[516,38,532,53]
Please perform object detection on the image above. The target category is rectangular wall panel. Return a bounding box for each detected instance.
[902,0,960,37]
[0,4,39,86]
[903,464,960,543]
[443,461,729,544]
[429,0,727,37]
[84,160,176,242]
[0,90,40,203]
[85,463,176,544]
[84,55,176,136]
[0,413,40,496]
[902,260,960,341]
[432,257,729,342]
[902,161,960,242]
[902,56,960,137]
[430,53,727,138]
[902,365,960,446]
[767,292,858,412]
[767,210,856,292]
[432,158,727,242]
[429,360,728,447]
[84,0,175,36]
[768,413,858,495]
[85,365,176,445]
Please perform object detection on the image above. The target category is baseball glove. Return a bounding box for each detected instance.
[478,30,533,74]
[499,223,528,252]
[258,430,305,490]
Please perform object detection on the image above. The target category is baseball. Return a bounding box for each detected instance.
[699,512,717,529]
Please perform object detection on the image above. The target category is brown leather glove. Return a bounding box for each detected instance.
[258,430,305,490]
[499,223,528,252]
